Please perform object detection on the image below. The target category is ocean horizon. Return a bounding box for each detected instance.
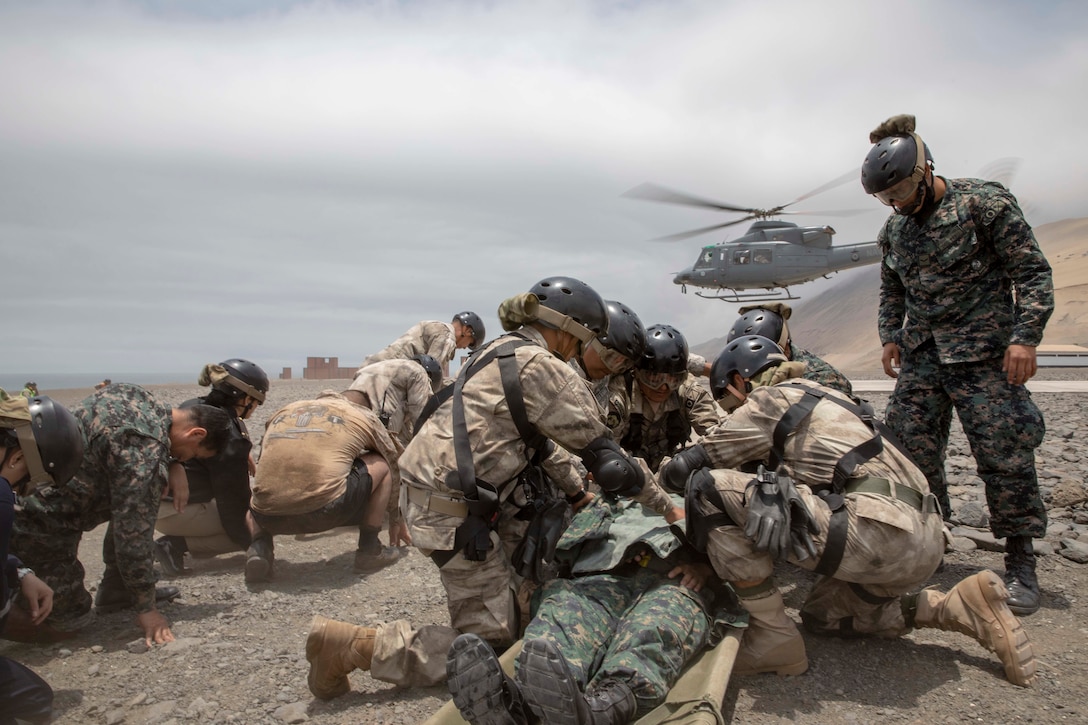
[1,372,193,393]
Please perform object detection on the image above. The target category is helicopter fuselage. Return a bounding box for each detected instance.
[673,220,881,294]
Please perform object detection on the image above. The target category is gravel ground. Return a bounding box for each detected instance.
[4,371,1087,724]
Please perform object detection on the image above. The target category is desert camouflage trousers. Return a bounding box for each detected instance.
[524,569,710,717]
[886,342,1047,538]
[156,501,238,556]
[371,517,531,687]
[697,469,944,637]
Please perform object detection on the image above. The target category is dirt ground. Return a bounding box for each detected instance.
[3,373,1087,724]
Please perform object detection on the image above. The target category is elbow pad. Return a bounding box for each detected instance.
[579,437,644,497]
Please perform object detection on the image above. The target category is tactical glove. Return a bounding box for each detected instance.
[661,444,712,492]
[744,466,818,561]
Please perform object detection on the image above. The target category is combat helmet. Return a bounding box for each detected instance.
[452,311,486,350]
[640,324,688,375]
[599,300,648,361]
[1,395,84,493]
[727,307,788,349]
[529,276,608,346]
[710,335,789,401]
[412,354,443,390]
[214,358,270,404]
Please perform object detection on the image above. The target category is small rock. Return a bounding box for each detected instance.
[162,637,204,655]
[127,692,148,708]
[953,501,989,529]
[1049,480,1088,508]
[1035,540,1054,556]
[1074,510,1088,526]
[88,664,100,676]
[1059,538,1088,564]
[91,644,105,654]
[57,648,73,658]
[1047,522,1072,539]
[948,536,977,553]
[105,708,126,725]
[125,639,149,654]
[273,702,309,723]
[949,527,1004,552]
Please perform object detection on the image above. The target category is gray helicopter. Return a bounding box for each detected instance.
[625,170,881,302]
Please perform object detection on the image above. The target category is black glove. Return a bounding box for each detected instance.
[743,466,817,561]
[661,445,711,492]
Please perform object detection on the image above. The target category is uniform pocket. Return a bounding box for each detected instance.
[852,493,916,534]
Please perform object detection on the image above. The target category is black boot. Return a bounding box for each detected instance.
[245,534,275,583]
[446,633,529,725]
[1004,535,1041,616]
[518,638,636,725]
[154,535,189,577]
[94,568,181,614]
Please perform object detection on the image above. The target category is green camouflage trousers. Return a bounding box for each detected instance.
[886,342,1047,538]
[523,568,709,717]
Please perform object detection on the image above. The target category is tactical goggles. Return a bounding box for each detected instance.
[589,338,635,375]
[635,369,684,392]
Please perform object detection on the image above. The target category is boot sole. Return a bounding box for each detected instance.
[972,571,1037,687]
[245,555,272,584]
[517,638,585,725]
[306,615,351,700]
[446,634,522,725]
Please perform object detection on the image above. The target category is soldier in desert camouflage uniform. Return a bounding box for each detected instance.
[661,337,1036,688]
[571,300,647,417]
[346,354,443,446]
[611,325,721,472]
[11,383,231,644]
[861,114,1054,616]
[360,311,486,376]
[726,302,853,396]
[445,494,717,725]
[305,277,676,696]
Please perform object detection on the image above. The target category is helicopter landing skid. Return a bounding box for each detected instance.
[694,288,801,303]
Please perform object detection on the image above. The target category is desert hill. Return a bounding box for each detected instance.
[691,217,1088,374]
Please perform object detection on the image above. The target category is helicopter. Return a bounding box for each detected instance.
[624,169,881,302]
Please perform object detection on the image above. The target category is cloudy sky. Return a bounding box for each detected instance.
[2,0,1086,382]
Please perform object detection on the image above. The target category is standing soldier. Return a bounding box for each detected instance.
[154,359,269,577]
[305,276,673,696]
[11,384,231,644]
[861,114,1054,615]
[612,324,721,472]
[361,311,486,377]
[727,302,853,396]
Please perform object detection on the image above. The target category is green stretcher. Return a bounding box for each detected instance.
[422,628,740,725]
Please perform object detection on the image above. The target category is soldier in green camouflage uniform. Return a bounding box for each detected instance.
[861,114,1054,616]
[728,302,853,396]
[446,495,717,725]
[11,383,231,644]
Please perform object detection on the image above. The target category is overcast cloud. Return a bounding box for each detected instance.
[2,0,1086,382]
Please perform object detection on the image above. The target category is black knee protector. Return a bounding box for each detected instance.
[578,437,644,497]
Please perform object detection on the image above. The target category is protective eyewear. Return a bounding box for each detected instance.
[589,338,635,375]
[874,175,921,206]
[635,369,684,392]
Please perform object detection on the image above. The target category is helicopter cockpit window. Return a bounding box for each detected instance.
[754,250,772,264]
[733,250,750,265]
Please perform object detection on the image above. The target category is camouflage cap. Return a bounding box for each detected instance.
[869,113,917,143]
[0,395,31,427]
[497,292,540,332]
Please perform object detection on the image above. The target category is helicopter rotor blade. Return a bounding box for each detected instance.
[778,207,872,218]
[785,167,863,207]
[623,183,757,215]
[650,216,755,242]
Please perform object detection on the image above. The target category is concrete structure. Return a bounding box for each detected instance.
[303,356,355,380]
[1037,344,1088,367]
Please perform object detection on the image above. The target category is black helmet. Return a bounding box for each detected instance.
[599,300,647,361]
[640,324,688,375]
[217,358,269,403]
[529,276,608,339]
[710,335,789,400]
[727,308,787,348]
[412,354,443,389]
[861,133,933,196]
[1,396,85,490]
[453,311,486,350]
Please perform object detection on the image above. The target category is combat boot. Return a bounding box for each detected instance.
[1003,535,1041,616]
[305,615,376,700]
[154,535,190,577]
[734,581,808,676]
[94,567,181,614]
[446,633,529,725]
[354,545,408,574]
[245,534,275,584]
[911,570,1036,686]
[0,602,80,644]
[518,637,636,725]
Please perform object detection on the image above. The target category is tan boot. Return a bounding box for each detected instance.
[913,570,1036,687]
[735,583,809,676]
[305,615,377,700]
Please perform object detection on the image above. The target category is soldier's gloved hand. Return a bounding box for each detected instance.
[660,445,711,493]
[869,114,917,143]
[743,466,794,559]
[786,484,819,561]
